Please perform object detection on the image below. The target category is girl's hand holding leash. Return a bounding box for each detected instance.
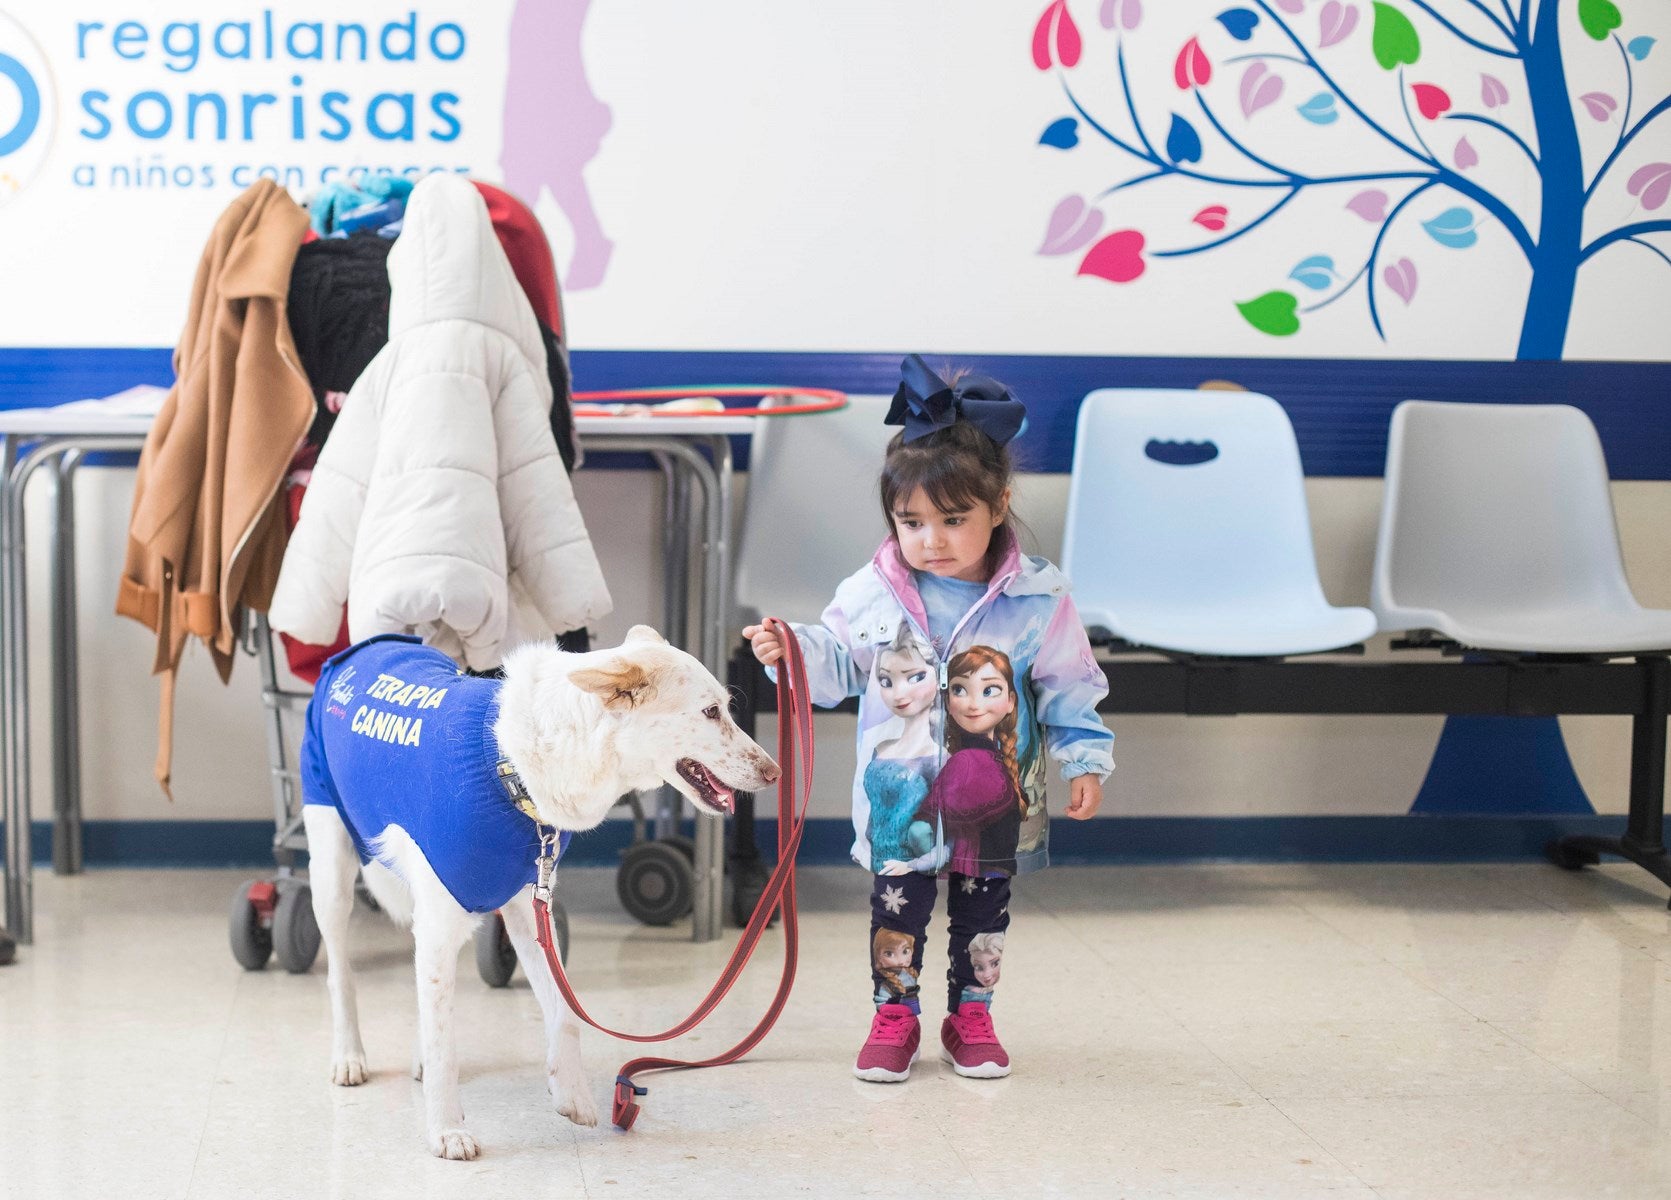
[744,623,784,666]
[1065,776,1103,820]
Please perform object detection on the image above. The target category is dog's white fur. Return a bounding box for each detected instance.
[303,625,780,1159]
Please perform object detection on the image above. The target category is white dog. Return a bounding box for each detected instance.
[300,625,779,1159]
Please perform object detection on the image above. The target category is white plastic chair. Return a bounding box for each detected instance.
[1061,388,1376,656]
[733,394,895,630]
[1372,400,1671,653]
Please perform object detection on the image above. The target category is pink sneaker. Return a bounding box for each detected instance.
[853,1004,920,1082]
[940,1002,1011,1078]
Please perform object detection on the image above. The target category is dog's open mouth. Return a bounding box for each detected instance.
[676,759,735,815]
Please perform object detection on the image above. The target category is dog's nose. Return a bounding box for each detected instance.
[759,759,781,784]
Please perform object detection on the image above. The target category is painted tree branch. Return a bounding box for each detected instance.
[1444,113,1539,166]
[1409,0,1520,56]
[1587,94,1671,200]
[1368,181,1442,338]
[1582,220,1671,262]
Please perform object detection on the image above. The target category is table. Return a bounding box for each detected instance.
[1,407,757,946]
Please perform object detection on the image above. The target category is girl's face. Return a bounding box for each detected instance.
[878,941,912,970]
[949,662,1015,736]
[890,486,1008,584]
[971,949,1002,989]
[877,646,935,717]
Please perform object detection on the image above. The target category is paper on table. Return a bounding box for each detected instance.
[49,385,170,417]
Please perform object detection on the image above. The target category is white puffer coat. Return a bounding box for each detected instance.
[269,174,611,669]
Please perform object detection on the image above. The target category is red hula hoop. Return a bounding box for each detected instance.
[570,386,848,418]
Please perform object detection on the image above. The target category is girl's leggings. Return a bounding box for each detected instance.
[869,872,1011,1014]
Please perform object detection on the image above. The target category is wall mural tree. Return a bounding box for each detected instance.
[1033,0,1669,359]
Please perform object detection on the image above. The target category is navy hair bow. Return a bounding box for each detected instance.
[885,355,1027,446]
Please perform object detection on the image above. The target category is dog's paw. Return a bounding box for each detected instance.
[330,1055,368,1086]
[428,1127,481,1160]
[550,1074,599,1127]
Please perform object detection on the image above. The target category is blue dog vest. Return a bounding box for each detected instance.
[301,634,571,913]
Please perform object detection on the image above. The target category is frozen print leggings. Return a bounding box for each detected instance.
[869,872,1010,1014]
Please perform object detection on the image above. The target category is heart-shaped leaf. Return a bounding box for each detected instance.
[1319,2,1360,48]
[1100,0,1143,31]
[1078,229,1147,282]
[1166,112,1204,164]
[1032,0,1083,70]
[1039,195,1106,255]
[1480,74,1509,109]
[1174,36,1212,89]
[1371,2,1420,70]
[1627,36,1657,62]
[1240,63,1284,118]
[1412,83,1451,120]
[1040,117,1081,148]
[1289,254,1338,291]
[1193,204,1230,231]
[1626,162,1671,211]
[1578,0,1622,42]
[1274,0,1304,12]
[1216,7,1260,41]
[1236,290,1301,336]
[1347,189,1389,221]
[1454,136,1478,170]
[1298,92,1340,125]
[1422,206,1479,248]
[1579,92,1618,122]
[1383,257,1418,305]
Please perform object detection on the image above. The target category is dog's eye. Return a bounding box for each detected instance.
[703,704,722,721]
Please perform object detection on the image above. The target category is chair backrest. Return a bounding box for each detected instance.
[1061,389,1331,613]
[734,394,896,627]
[1372,400,1638,625]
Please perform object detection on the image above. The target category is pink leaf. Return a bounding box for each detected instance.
[1240,62,1284,118]
[1078,229,1147,283]
[1412,83,1452,120]
[1347,189,1389,222]
[1627,162,1671,211]
[1480,74,1509,109]
[1032,1,1082,69]
[1274,0,1304,12]
[1100,0,1141,31]
[1193,204,1230,232]
[1319,1,1359,48]
[1039,196,1106,255]
[1174,36,1212,89]
[1453,136,1479,171]
[1383,258,1418,305]
[1579,92,1618,121]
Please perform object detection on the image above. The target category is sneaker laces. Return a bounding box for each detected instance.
[954,1005,997,1043]
[868,1007,915,1047]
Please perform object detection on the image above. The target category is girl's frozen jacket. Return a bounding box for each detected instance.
[790,531,1114,878]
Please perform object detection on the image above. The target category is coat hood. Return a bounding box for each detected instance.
[387,174,547,367]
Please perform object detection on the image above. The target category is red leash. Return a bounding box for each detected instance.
[531,618,815,1130]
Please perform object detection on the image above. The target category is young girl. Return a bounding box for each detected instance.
[745,355,1113,1082]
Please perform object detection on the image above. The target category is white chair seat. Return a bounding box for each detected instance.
[1381,604,1671,655]
[1082,599,1377,657]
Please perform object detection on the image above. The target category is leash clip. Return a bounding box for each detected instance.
[533,827,559,904]
[612,1075,649,1131]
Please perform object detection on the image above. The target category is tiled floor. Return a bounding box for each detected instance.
[3,862,1671,1199]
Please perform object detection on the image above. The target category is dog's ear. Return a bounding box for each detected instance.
[624,625,667,646]
[569,658,657,710]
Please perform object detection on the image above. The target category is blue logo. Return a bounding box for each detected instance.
[0,50,41,156]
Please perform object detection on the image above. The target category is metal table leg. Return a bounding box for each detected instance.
[51,452,84,875]
[0,433,19,948]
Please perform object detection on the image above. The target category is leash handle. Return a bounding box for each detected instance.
[531,617,815,1130]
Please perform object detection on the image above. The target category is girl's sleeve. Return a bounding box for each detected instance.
[773,594,866,708]
[1031,595,1115,781]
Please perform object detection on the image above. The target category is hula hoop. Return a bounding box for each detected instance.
[570,385,847,418]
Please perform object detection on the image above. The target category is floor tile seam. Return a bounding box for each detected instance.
[1483,1015,1647,1105]
[1242,1091,1380,1194]
[182,962,245,1200]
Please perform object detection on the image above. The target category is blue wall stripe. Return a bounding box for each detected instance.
[5,814,1633,869]
[3,348,1667,479]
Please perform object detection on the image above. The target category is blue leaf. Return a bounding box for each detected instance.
[1288,254,1337,291]
[1039,117,1080,149]
[1166,113,1203,164]
[1627,36,1656,61]
[1216,7,1260,41]
[1297,93,1339,125]
[1422,206,1479,249]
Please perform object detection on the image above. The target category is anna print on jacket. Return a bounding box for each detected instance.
[924,646,1026,877]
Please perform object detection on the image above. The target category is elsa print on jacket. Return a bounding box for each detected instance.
[867,627,942,875]
[924,646,1024,877]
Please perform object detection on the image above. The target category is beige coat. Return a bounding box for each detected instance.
[116,180,314,795]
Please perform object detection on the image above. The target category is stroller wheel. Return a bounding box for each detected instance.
[475,912,518,987]
[617,841,695,926]
[273,881,321,974]
[229,879,275,970]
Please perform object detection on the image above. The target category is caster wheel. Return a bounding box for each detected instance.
[729,858,778,929]
[273,881,322,974]
[476,912,518,987]
[1545,840,1600,871]
[662,834,696,862]
[0,927,16,967]
[229,878,275,970]
[617,840,695,926]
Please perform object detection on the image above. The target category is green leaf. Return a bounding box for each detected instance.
[1235,291,1301,336]
[1578,0,1623,42]
[1370,3,1420,70]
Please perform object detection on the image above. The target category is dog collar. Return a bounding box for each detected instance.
[496,759,544,824]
